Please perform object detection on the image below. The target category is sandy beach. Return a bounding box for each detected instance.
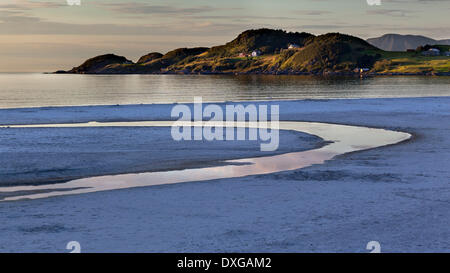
[0,97,448,252]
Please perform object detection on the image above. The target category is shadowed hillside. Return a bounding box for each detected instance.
[67,54,133,74]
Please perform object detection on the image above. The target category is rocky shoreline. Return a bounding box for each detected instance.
[54,69,450,76]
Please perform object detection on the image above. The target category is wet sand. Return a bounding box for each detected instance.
[0,121,410,201]
[0,97,448,252]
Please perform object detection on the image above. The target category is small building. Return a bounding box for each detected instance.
[429,48,441,55]
[422,48,441,56]
[355,68,370,73]
[238,52,252,58]
[288,43,300,49]
[251,50,261,57]
[444,51,450,57]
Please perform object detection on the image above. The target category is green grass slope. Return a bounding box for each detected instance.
[274,33,382,72]
[206,28,314,57]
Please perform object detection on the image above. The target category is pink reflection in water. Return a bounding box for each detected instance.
[0,121,411,201]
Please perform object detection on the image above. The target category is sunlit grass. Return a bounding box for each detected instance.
[373,56,450,73]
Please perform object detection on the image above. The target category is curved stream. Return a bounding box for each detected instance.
[0,121,411,201]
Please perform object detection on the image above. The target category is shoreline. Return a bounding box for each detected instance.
[0,95,448,117]
[54,71,450,76]
[0,137,330,188]
[0,118,325,187]
[0,120,410,201]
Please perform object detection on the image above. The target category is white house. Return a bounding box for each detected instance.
[430,48,440,53]
[422,48,440,56]
[354,68,370,73]
[251,50,261,57]
[288,43,300,49]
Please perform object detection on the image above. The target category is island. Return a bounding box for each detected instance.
[57,28,450,76]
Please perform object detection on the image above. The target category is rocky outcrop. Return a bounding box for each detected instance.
[136,52,163,64]
[68,54,133,74]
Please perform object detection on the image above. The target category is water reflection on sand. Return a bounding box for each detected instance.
[0,121,411,201]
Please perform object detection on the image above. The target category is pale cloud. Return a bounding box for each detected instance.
[366,9,412,17]
[294,10,332,16]
[0,0,448,71]
[100,2,215,15]
[0,0,64,11]
[0,15,248,36]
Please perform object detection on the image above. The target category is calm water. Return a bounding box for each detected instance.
[0,73,449,109]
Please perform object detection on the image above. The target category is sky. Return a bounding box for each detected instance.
[0,0,449,72]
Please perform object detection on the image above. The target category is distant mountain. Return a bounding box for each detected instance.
[367,34,450,51]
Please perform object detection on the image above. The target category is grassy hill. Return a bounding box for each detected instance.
[67,54,133,73]
[273,33,381,72]
[206,28,313,57]
[62,29,450,75]
[136,52,163,64]
[371,45,450,74]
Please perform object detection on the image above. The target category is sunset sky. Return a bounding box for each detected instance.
[1,0,449,72]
